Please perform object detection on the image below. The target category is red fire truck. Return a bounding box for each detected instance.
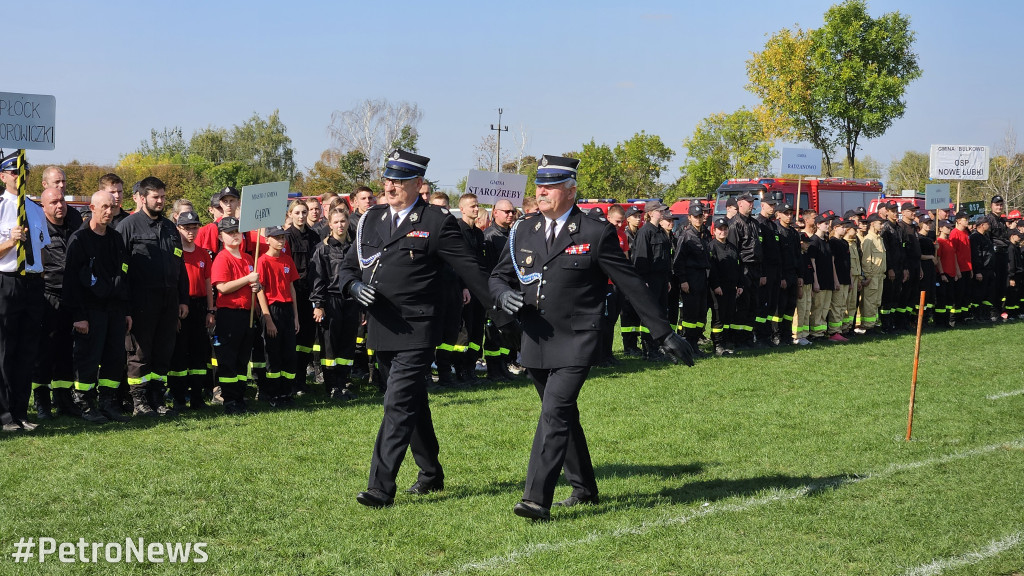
[714,178,884,216]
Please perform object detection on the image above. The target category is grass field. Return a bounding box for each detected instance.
[2,322,1023,575]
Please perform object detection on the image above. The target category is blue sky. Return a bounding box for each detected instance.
[14,0,1024,190]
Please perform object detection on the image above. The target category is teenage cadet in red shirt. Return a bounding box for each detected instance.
[934,219,959,328]
[210,217,260,415]
[256,226,301,407]
[949,211,973,324]
[169,211,215,409]
[196,187,243,255]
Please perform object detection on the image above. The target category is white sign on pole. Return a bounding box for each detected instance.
[465,170,528,207]
[924,183,951,210]
[239,181,290,233]
[780,148,823,176]
[0,92,56,150]
[924,184,951,210]
[929,145,989,180]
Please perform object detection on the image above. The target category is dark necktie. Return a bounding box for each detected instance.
[21,204,34,267]
[546,219,556,250]
[391,212,399,235]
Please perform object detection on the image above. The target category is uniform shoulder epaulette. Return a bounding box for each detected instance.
[521,211,540,221]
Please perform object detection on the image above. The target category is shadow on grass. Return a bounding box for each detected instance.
[595,461,704,479]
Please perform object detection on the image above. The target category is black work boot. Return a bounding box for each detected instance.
[53,388,82,418]
[148,382,177,416]
[130,384,156,417]
[98,387,130,422]
[72,389,109,424]
[34,387,53,420]
[486,358,512,382]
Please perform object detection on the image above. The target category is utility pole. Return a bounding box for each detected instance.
[490,108,508,172]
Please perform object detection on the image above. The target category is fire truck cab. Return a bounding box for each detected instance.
[714,178,884,216]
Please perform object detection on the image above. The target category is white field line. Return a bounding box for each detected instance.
[900,531,1024,576]
[987,388,1024,400]
[431,439,1024,576]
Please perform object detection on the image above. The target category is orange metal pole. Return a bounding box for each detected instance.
[905,290,927,441]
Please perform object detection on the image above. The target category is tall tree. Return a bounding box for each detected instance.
[571,140,621,199]
[831,154,885,180]
[677,108,777,197]
[886,150,929,194]
[747,0,922,178]
[985,125,1024,208]
[614,131,675,198]
[230,110,295,181]
[327,99,422,174]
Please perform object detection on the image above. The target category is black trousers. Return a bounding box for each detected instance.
[73,306,128,390]
[523,365,597,509]
[679,271,708,346]
[0,273,45,424]
[599,284,620,361]
[170,297,212,391]
[734,265,760,343]
[776,271,799,338]
[214,308,255,404]
[640,272,668,354]
[33,291,76,392]
[935,275,954,326]
[369,348,443,497]
[319,294,359,387]
[882,272,902,328]
[619,293,641,351]
[127,287,179,386]
[292,287,315,389]
[264,302,297,398]
[711,285,738,347]
[756,266,780,340]
[900,269,921,327]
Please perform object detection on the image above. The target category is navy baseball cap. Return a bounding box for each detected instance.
[177,211,200,226]
[219,186,240,199]
[713,216,729,228]
[736,192,755,202]
[218,217,240,233]
[265,225,287,237]
[624,206,642,218]
[688,203,706,217]
[535,155,580,186]
[382,149,430,180]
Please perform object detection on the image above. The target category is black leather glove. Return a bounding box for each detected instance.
[349,281,376,307]
[497,290,524,314]
[659,332,695,367]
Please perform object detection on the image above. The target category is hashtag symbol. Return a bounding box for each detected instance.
[11,538,34,563]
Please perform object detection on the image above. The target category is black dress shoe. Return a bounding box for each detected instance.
[405,480,444,495]
[513,500,550,521]
[17,420,39,432]
[554,494,599,507]
[356,489,394,508]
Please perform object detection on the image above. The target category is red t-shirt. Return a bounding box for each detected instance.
[195,219,250,256]
[936,237,957,277]
[257,252,299,304]
[211,250,255,310]
[182,246,212,298]
[949,228,972,272]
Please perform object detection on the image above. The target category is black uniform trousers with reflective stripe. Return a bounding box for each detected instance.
[369,348,443,497]
[757,267,780,340]
[33,291,76,392]
[523,365,597,508]
[73,306,127,390]
[214,308,255,404]
[0,273,45,424]
[127,287,178,386]
[679,270,708,347]
[264,302,297,398]
[319,294,359,387]
[292,286,315,389]
[169,297,211,397]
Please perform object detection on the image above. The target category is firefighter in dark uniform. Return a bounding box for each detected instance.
[879,202,905,332]
[339,149,494,509]
[775,202,801,345]
[755,193,782,345]
[631,200,673,359]
[988,195,1010,319]
[970,215,996,321]
[64,190,132,423]
[727,192,764,347]
[115,176,189,417]
[310,209,360,400]
[481,199,519,380]
[284,199,322,395]
[708,216,741,356]
[491,155,694,521]
[454,193,488,384]
[898,202,922,328]
[618,206,643,356]
[672,202,710,355]
[32,188,84,419]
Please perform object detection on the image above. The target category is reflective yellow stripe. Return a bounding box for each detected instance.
[482,349,501,357]
[127,377,144,385]
[168,370,189,377]
[620,326,640,333]
[312,343,321,352]
[51,380,74,389]
[189,369,208,376]
[356,337,365,344]
[498,347,510,355]
[281,371,296,379]
[98,379,120,388]
[74,381,95,391]
[451,345,468,352]
[296,345,314,353]
[467,342,481,352]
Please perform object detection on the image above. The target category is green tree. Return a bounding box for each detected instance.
[676,108,776,198]
[885,150,929,193]
[230,110,295,181]
[747,0,922,178]
[831,154,885,180]
[614,131,675,198]
[571,140,621,199]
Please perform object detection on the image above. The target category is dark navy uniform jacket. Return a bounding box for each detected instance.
[489,207,671,369]
[337,199,491,352]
